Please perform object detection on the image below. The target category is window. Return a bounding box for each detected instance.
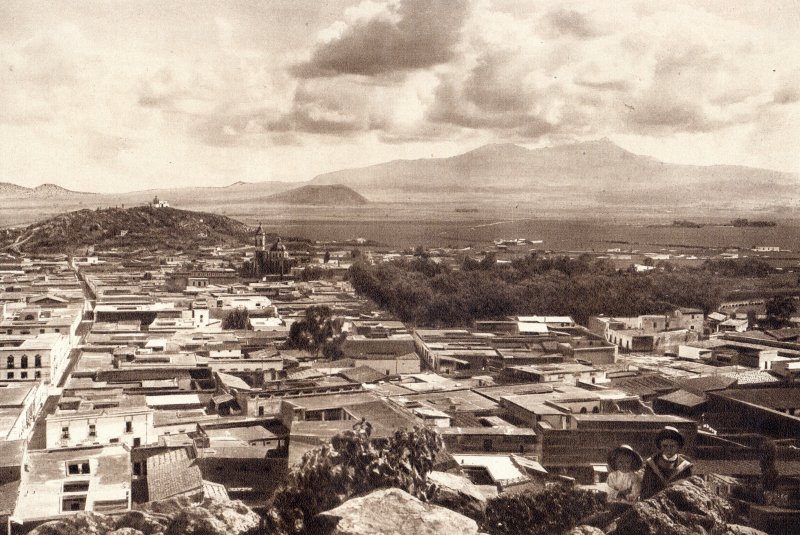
[66,461,90,475]
[6,356,13,369]
[35,355,41,367]
[133,437,141,447]
[125,420,133,433]
[61,426,70,439]
[62,496,87,512]
[63,481,90,492]
[88,424,96,438]
[7,372,13,379]
[20,355,28,368]
[34,371,41,379]
[20,372,27,379]
[40,329,45,334]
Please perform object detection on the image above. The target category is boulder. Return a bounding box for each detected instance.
[565,526,606,535]
[317,487,481,535]
[428,471,487,520]
[718,526,769,535]
[165,498,261,535]
[612,476,735,535]
[29,498,260,535]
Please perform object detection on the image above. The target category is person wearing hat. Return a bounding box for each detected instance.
[640,426,693,499]
[606,444,644,502]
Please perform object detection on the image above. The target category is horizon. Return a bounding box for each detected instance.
[1,1,799,193]
[1,136,796,195]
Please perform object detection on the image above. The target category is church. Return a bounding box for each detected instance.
[252,225,291,278]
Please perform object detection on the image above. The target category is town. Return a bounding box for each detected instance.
[1,203,799,535]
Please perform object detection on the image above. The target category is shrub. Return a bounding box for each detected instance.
[265,425,443,535]
[484,485,607,535]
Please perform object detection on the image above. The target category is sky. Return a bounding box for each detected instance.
[1,0,798,193]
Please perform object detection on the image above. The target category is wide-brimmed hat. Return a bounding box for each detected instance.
[655,426,685,448]
[607,444,643,471]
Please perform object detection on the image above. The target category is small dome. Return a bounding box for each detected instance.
[270,237,286,251]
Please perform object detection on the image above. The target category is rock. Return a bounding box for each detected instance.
[428,470,487,520]
[165,498,261,535]
[565,526,606,535]
[317,487,481,535]
[29,512,117,535]
[28,498,260,535]
[114,510,168,534]
[612,476,733,535]
[108,529,146,535]
[719,525,769,535]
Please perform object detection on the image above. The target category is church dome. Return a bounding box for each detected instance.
[270,237,287,251]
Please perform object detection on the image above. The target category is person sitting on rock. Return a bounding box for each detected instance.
[606,444,643,502]
[640,426,693,500]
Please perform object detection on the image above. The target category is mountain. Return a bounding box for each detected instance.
[1,205,252,253]
[310,139,798,207]
[0,182,94,198]
[263,184,368,205]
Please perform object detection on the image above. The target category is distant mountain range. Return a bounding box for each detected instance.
[263,184,367,205]
[0,182,93,198]
[310,138,798,205]
[1,140,797,225]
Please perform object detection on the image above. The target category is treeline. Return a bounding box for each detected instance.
[349,254,728,326]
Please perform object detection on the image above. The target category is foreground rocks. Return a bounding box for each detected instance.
[611,476,766,535]
[427,470,488,521]
[29,497,261,535]
[317,487,481,535]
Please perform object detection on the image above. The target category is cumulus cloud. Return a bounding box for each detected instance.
[293,0,470,77]
[543,7,603,39]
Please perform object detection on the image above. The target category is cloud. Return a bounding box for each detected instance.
[293,0,470,77]
[543,8,602,39]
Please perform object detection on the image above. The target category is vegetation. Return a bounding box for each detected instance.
[731,218,776,227]
[222,307,252,330]
[764,296,798,328]
[264,424,443,535]
[349,254,730,326]
[702,258,774,278]
[484,485,607,535]
[1,205,252,253]
[285,306,346,357]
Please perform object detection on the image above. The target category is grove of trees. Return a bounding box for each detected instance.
[284,305,347,358]
[348,253,732,326]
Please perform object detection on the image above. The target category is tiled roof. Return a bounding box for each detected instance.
[146,449,203,502]
[656,389,707,408]
[678,375,738,393]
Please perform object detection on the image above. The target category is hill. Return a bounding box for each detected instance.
[263,184,367,205]
[1,205,252,253]
[310,138,798,208]
[0,182,94,198]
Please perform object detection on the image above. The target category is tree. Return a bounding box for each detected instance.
[222,307,251,330]
[265,425,443,535]
[765,296,797,328]
[286,306,345,357]
[746,309,758,329]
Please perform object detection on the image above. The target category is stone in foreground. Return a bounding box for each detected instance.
[318,487,481,535]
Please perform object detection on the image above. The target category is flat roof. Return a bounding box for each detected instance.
[145,394,203,407]
[14,445,131,521]
[0,384,36,407]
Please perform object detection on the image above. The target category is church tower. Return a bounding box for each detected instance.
[252,224,268,277]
